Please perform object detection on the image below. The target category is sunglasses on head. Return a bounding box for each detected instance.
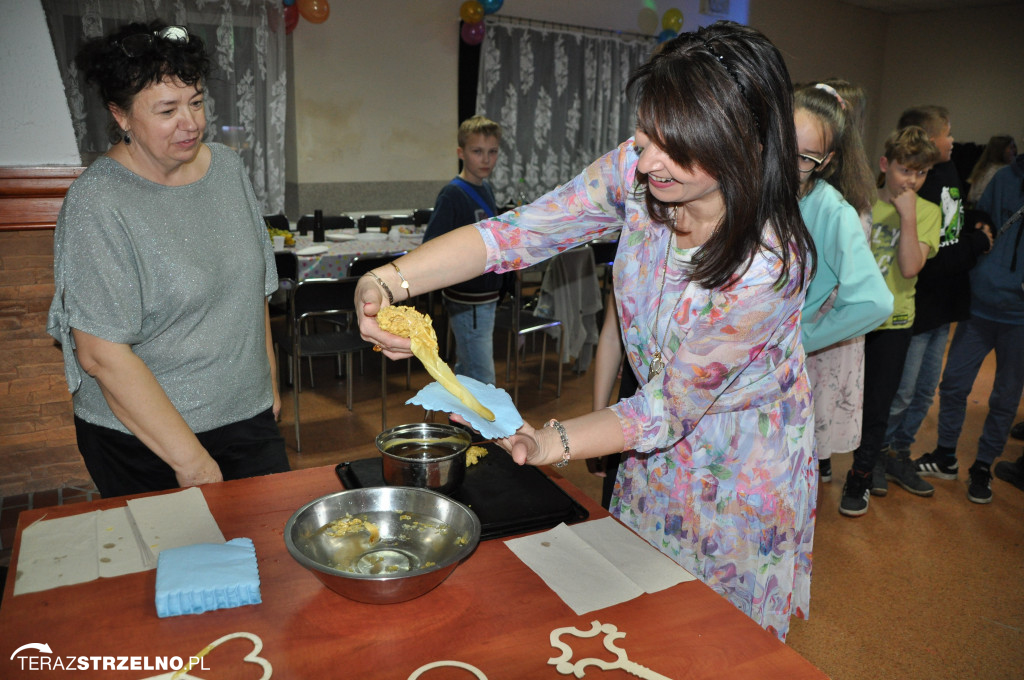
[118,25,189,58]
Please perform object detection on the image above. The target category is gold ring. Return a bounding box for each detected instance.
[373,344,382,352]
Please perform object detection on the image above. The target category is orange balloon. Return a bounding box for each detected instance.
[460,1,484,24]
[298,0,330,24]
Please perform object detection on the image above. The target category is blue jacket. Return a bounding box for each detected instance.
[973,156,1024,324]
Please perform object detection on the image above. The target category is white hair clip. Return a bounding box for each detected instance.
[814,83,847,110]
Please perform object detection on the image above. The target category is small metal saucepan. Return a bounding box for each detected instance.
[376,423,472,495]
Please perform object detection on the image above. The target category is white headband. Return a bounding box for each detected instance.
[814,83,847,111]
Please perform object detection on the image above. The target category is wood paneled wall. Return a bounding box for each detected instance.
[0,166,91,497]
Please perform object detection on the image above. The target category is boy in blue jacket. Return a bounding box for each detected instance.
[922,154,1024,503]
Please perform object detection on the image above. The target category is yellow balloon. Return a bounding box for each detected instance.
[460,1,484,24]
[662,8,684,32]
[637,8,658,35]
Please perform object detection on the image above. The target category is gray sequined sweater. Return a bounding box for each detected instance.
[47,143,277,434]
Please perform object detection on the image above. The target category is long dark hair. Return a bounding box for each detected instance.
[75,19,210,143]
[628,21,814,291]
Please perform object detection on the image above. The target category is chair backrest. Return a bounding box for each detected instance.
[275,251,298,283]
[323,215,355,230]
[589,240,618,267]
[348,253,406,279]
[264,214,289,231]
[358,214,382,233]
[387,214,415,226]
[297,214,353,232]
[291,277,360,320]
[413,208,433,227]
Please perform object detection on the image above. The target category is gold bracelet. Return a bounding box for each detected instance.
[389,261,411,299]
[366,271,394,305]
[545,419,571,468]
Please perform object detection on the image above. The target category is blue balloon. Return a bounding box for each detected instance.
[481,0,503,14]
[283,0,296,5]
[657,28,678,43]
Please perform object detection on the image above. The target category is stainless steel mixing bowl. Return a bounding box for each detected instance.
[284,486,481,604]
[376,422,472,495]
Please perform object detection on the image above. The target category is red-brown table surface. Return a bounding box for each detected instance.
[0,465,827,679]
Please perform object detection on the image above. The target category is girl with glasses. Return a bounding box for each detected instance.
[794,82,893,483]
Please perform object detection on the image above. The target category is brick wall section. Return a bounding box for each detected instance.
[0,229,89,497]
[1,167,89,497]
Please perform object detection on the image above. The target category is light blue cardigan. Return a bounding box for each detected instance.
[800,181,893,353]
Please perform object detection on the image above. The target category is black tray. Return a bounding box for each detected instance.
[335,445,588,541]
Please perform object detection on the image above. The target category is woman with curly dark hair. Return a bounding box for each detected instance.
[47,20,289,498]
[357,21,817,640]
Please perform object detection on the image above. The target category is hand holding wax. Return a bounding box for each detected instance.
[377,306,495,421]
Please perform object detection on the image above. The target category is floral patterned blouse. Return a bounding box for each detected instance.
[475,140,817,641]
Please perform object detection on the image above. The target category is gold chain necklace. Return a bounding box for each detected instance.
[648,209,679,382]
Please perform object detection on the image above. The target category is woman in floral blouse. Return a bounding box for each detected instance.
[357,21,816,640]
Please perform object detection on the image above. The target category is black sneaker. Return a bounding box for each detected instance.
[884,450,935,496]
[870,458,888,496]
[993,456,1024,492]
[840,469,871,517]
[914,451,959,480]
[967,462,993,504]
[819,458,832,483]
[1010,422,1024,440]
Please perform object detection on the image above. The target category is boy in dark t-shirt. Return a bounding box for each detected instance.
[423,116,506,385]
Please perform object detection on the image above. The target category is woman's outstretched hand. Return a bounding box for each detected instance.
[494,421,565,467]
[355,274,414,359]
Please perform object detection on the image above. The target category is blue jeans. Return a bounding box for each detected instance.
[936,316,1024,465]
[883,324,950,451]
[445,299,497,386]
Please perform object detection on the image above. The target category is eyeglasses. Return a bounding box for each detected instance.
[797,152,827,174]
[118,25,190,58]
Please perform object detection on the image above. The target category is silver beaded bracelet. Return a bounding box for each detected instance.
[366,271,394,305]
[545,419,571,468]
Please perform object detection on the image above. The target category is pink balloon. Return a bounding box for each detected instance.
[461,21,485,46]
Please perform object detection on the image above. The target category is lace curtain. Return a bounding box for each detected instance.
[40,0,287,213]
[476,17,656,205]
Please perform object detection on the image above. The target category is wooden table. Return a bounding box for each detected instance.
[0,466,827,679]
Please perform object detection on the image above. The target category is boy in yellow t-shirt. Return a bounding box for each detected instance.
[840,126,941,517]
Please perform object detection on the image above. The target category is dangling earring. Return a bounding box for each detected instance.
[123,130,132,145]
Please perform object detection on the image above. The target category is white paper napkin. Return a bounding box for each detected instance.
[14,512,100,595]
[127,487,225,565]
[96,506,152,577]
[13,487,226,596]
[504,518,695,615]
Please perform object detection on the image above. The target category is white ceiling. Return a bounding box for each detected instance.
[838,0,1022,12]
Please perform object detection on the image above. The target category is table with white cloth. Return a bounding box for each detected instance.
[280,231,424,281]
